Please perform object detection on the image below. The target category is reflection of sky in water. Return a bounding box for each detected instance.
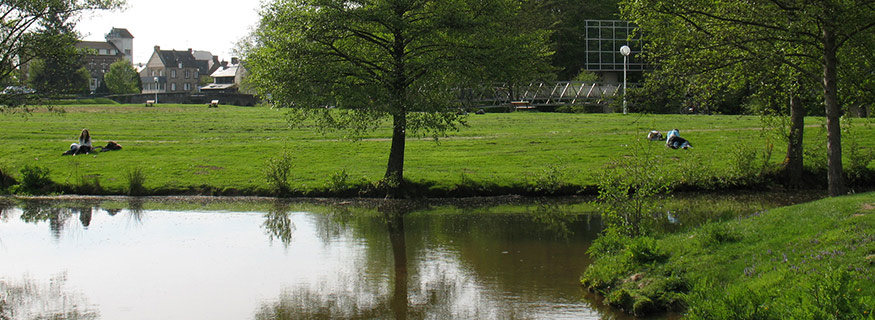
[1,207,604,320]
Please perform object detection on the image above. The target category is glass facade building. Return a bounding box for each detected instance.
[584,20,644,72]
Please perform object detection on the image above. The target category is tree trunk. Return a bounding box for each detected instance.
[822,28,847,196]
[385,112,407,184]
[784,93,805,187]
[386,211,408,320]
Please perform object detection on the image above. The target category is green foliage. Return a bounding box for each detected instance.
[625,236,668,264]
[572,70,601,83]
[528,163,569,195]
[264,151,294,195]
[18,164,53,194]
[587,228,628,258]
[246,0,553,186]
[595,137,670,236]
[727,139,775,184]
[104,60,141,94]
[327,169,350,193]
[0,164,16,190]
[125,167,146,196]
[27,59,90,95]
[842,117,875,183]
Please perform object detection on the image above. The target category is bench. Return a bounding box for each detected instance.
[145,100,155,107]
[511,101,534,110]
[208,100,219,108]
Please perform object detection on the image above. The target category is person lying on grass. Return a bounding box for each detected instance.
[665,129,692,149]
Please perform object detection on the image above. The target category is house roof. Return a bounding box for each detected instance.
[158,49,200,68]
[211,64,241,78]
[76,41,122,54]
[107,27,134,39]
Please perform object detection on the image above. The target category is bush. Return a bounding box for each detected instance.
[125,167,147,195]
[625,236,669,264]
[0,165,16,190]
[528,163,568,194]
[587,228,628,258]
[264,152,294,195]
[18,164,53,194]
[327,169,350,193]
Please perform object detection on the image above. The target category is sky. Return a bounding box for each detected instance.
[76,0,263,65]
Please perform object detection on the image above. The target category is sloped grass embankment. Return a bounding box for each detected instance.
[582,192,875,318]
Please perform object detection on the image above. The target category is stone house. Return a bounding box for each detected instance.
[75,27,134,92]
[141,46,202,93]
[200,58,248,93]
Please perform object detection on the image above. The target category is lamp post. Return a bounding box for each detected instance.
[620,45,631,114]
[153,76,159,104]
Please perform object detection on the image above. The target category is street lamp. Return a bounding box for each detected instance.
[620,45,631,114]
[153,76,159,104]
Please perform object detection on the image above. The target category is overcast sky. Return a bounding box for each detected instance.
[76,0,263,65]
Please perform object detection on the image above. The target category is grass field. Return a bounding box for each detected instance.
[0,104,873,196]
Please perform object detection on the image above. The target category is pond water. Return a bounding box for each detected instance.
[0,192,823,319]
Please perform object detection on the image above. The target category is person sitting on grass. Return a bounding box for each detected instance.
[665,128,692,149]
[647,130,663,141]
[63,129,93,156]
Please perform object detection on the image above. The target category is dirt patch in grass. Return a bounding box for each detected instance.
[193,165,224,175]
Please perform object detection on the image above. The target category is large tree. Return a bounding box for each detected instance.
[104,59,140,94]
[1,0,122,102]
[245,0,552,194]
[625,0,875,196]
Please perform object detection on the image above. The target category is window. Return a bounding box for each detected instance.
[184,83,191,91]
[151,70,156,77]
[171,83,177,91]
[195,71,199,79]
[185,70,190,79]
[160,70,164,76]
[171,69,176,78]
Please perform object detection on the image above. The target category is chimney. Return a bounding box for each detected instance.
[221,60,229,69]
[231,57,239,65]
[188,48,193,54]
[154,45,160,51]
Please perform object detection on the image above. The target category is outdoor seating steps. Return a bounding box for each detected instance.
[145,100,155,106]
[209,100,219,108]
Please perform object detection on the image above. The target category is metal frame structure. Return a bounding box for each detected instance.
[584,20,644,72]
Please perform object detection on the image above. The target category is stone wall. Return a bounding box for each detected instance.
[107,92,259,106]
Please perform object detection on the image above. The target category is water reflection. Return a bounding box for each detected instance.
[0,274,99,320]
[0,192,823,320]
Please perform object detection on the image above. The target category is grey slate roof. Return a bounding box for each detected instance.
[158,50,199,68]
[107,28,134,39]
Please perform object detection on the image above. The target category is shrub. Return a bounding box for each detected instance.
[18,164,53,194]
[264,152,294,195]
[0,165,16,190]
[327,169,350,193]
[74,174,103,194]
[587,228,628,258]
[625,236,669,264]
[595,138,670,236]
[125,167,147,195]
[529,163,568,194]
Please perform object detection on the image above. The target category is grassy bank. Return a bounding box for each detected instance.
[581,192,875,318]
[0,104,873,196]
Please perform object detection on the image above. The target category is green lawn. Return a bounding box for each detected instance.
[0,104,873,195]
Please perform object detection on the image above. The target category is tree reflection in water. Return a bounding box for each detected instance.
[262,201,296,247]
[0,274,99,320]
[256,201,501,319]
